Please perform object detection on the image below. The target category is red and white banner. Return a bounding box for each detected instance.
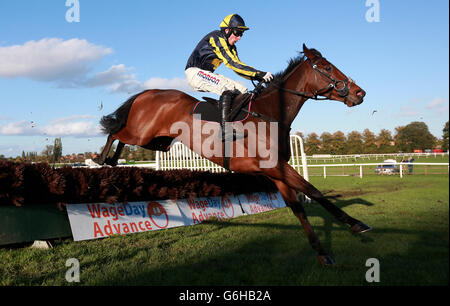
[176,195,243,225]
[67,193,285,242]
[66,200,185,241]
[238,192,286,215]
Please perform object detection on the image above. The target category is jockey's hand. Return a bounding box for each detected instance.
[263,72,274,82]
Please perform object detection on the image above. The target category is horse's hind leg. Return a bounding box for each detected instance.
[105,141,125,166]
[274,179,334,265]
[95,134,115,165]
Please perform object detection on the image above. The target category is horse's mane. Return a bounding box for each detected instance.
[262,48,322,94]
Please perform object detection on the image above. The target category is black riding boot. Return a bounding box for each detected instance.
[219,90,237,142]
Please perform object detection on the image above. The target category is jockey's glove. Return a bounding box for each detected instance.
[262,72,274,82]
[255,71,274,83]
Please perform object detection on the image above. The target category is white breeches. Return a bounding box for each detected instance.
[185,67,248,96]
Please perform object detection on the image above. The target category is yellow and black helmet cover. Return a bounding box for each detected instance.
[220,14,249,30]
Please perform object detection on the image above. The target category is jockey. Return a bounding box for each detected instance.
[185,13,273,141]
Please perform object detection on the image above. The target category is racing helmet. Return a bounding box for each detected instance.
[220,14,249,31]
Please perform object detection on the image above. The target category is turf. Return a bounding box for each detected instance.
[0,175,448,286]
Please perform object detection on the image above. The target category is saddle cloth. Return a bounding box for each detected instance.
[191,96,252,123]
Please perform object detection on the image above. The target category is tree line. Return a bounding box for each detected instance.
[1,120,448,163]
[297,121,448,155]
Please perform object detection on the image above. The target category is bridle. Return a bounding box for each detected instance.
[272,55,353,101]
[242,53,355,128]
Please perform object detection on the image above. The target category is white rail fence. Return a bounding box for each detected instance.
[156,135,309,178]
[309,162,449,178]
[150,135,449,180]
[156,142,227,173]
[308,152,449,163]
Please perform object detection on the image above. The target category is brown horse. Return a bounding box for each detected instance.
[97,44,371,265]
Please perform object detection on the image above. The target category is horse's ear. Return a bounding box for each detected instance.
[302,43,309,53]
[302,43,314,59]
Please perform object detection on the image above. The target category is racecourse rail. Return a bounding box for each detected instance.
[155,135,310,180]
[152,135,448,179]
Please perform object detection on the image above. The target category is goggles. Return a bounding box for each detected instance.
[231,28,245,37]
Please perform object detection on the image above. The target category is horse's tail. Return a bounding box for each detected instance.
[100,90,150,135]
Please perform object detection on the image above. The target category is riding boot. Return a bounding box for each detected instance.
[219,90,235,142]
[230,92,252,117]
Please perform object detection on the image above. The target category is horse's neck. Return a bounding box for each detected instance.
[263,64,310,127]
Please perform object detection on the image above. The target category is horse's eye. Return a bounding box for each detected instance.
[325,66,332,71]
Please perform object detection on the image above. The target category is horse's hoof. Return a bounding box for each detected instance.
[317,255,335,266]
[104,158,118,167]
[350,221,372,234]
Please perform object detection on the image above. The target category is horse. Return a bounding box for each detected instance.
[96,44,371,265]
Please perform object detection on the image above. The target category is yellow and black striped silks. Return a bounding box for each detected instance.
[186,30,263,80]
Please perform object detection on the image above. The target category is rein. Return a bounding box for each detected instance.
[274,57,352,101]
[233,54,353,129]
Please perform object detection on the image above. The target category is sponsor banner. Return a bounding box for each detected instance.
[238,192,286,215]
[66,200,185,241]
[177,195,244,225]
[268,191,287,209]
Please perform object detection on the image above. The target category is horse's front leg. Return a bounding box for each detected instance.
[272,179,334,265]
[266,162,371,234]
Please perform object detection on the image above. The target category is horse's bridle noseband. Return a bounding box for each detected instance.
[275,55,353,101]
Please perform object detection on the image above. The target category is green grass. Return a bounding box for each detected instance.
[0,175,448,286]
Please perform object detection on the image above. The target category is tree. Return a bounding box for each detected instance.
[319,132,333,154]
[395,121,436,152]
[53,138,63,162]
[442,121,449,152]
[330,131,347,155]
[120,145,134,161]
[41,145,54,162]
[362,129,377,153]
[376,129,395,153]
[346,131,364,154]
[305,133,321,155]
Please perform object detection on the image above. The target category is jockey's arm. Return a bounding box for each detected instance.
[209,35,265,81]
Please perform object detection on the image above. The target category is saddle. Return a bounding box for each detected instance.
[190,94,253,123]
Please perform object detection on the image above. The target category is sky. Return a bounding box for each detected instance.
[0,0,448,157]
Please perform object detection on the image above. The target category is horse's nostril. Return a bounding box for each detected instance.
[357,90,366,97]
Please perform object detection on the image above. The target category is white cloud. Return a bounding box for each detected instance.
[426,97,449,114]
[105,75,193,94]
[0,120,37,135]
[0,38,112,81]
[84,64,134,87]
[106,75,193,94]
[0,115,101,137]
[0,37,194,94]
[426,97,445,109]
[142,77,192,92]
[41,121,100,137]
